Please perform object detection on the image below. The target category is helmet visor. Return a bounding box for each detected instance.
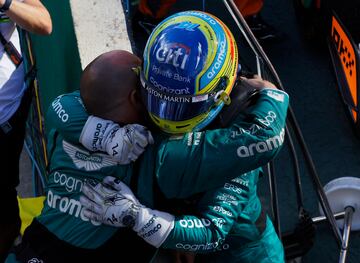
[140,72,218,122]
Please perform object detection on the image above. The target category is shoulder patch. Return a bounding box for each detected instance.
[266,90,285,102]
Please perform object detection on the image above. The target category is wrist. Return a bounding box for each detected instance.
[79,115,119,152]
[0,0,12,12]
[135,207,175,248]
[123,203,141,228]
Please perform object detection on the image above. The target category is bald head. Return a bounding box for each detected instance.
[80,50,144,124]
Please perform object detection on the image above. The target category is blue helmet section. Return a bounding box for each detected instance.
[141,10,238,133]
[146,23,208,95]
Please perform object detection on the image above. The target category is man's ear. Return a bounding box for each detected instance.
[129,89,143,108]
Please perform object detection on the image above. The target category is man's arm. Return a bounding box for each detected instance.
[49,85,288,197]
[46,92,89,143]
[161,180,242,252]
[46,92,153,164]
[157,88,289,198]
[2,0,52,35]
[80,174,250,252]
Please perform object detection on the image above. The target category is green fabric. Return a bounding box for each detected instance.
[34,88,289,251]
[153,89,288,199]
[160,164,284,262]
[38,91,133,248]
[196,217,284,263]
[162,170,264,254]
[29,0,82,111]
[4,253,19,263]
[45,88,289,200]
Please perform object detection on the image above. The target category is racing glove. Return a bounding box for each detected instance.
[80,176,174,248]
[79,116,154,164]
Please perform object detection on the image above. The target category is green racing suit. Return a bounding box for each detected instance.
[7,87,288,262]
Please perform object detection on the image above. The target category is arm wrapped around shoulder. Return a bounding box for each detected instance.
[79,116,154,164]
[80,176,174,248]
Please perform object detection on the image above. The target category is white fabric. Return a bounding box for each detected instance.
[0,9,26,124]
[79,115,154,164]
[80,176,174,248]
[79,115,120,152]
[135,207,175,248]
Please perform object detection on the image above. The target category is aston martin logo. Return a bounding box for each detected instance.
[63,140,118,171]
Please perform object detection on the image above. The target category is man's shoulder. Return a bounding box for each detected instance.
[259,88,289,103]
[48,90,85,116]
[51,90,81,103]
[46,90,88,134]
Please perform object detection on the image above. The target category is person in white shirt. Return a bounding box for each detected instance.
[0,0,51,260]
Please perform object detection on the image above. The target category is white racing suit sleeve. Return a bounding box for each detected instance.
[80,176,174,248]
[79,116,153,164]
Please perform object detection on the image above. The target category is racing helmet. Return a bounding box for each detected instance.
[141,10,238,133]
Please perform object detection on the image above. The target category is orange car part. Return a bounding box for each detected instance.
[331,15,358,121]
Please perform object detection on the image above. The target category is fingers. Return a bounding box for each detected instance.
[128,151,141,162]
[82,182,107,204]
[135,129,153,147]
[129,124,154,147]
[103,176,123,191]
[146,131,154,144]
[80,195,103,215]
[103,176,134,196]
[132,143,146,156]
[82,208,102,222]
[121,124,153,163]
[102,176,140,204]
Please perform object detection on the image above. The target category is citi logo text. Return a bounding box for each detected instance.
[155,43,190,70]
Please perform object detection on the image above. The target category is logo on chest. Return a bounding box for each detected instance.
[63,140,117,171]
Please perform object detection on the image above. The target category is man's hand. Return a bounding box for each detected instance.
[80,176,174,248]
[80,116,154,164]
[80,178,141,227]
[107,123,154,163]
[240,75,277,90]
